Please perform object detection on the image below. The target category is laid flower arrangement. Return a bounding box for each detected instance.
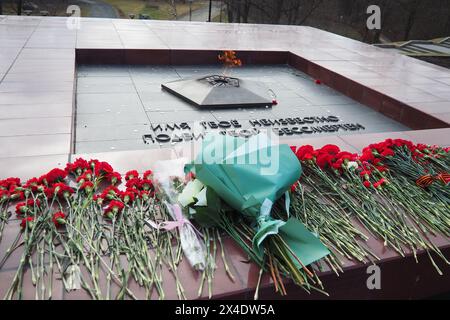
[0,135,449,300]
[290,139,450,274]
[0,160,224,300]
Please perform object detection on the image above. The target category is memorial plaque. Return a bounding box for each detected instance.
[75,64,410,153]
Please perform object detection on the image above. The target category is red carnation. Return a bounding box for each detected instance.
[125,170,139,181]
[336,151,356,162]
[363,181,371,188]
[186,171,196,181]
[44,168,67,185]
[88,159,99,170]
[143,170,153,181]
[25,177,38,185]
[80,181,94,193]
[126,177,142,190]
[47,183,74,199]
[107,172,122,185]
[94,161,114,176]
[0,177,21,190]
[104,200,125,219]
[359,148,375,162]
[24,177,45,192]
[373,178,387,189]
[52,211,66,227]
[392,139,413,149]
[20,216,34,230]
[359,170,371,179]
[76,169,93,183]
[138,190,151,200]
[93,194,103,205]
[303,153,315,161]
[100,186,120,200]
[121,190,135,204]
[290,182,298,192]
[16,202,28,215]
[45,168,67,184]
[319,144,340,155]
[296,145,314,157]
[0,189,9,201]
[9,187,25,200]
[15,199,41,216]
[331,158,344,170]
[380,148,394,157]
[141,179,154,191]
[296,145,314,161]
[316,153,332,169]
[66,158,89,176]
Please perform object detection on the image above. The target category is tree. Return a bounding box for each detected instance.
[167,0,178,19]
[403,0,421,40]
[17,0,22,15]
[224,0,446,44]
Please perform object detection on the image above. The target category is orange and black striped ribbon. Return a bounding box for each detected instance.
[416,173,450,188]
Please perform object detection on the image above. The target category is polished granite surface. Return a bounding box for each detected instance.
[75,64,410,153]
[0,16,448,170]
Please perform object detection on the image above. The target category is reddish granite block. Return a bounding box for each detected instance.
[258,246,450,300]
[0,267,64,300]
[379,96,405,122]
[147,239,246,300]
[345,79,365,102]
[76,49,124,65]
[306,62,322,80]
[360,87,383,111]
[170,49,219,65]
[62,263,117,300]
[431,112,450,126]
[287,53,309,73]
[246,51,287,65]
[219,237,273,297]
[316,67,334,86]
[425,115,449,128]
[124,49,171,65]
[329,72,349,94]
[0,220,23,270]
[400,107,446,130]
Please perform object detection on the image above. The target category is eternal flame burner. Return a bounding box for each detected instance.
[161,74,274,109]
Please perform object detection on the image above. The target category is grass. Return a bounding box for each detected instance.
[1,2,91,17]
[102,0,207,20]
[1,0,224,21]
[212,13,227,23]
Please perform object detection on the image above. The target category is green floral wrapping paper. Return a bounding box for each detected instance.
[186,134,330,269]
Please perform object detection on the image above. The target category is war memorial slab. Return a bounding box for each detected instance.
[0,15,449,300]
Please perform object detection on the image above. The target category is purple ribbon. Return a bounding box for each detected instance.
[147,203,203,238]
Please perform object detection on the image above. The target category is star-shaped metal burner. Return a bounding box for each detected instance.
[161,74,273,109]
[203,75,240,87]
